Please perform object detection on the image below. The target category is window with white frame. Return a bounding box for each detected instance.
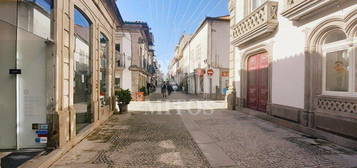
[322,29,357,95]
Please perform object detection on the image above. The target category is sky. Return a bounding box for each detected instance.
[116,0,229,74]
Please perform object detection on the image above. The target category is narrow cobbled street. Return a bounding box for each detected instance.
[50,91,357,168]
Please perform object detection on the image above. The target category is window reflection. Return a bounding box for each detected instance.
[18,0,53,39]
[74,8,92,133]
[325,50,349,92]
[322,29,357,93]
[100,33,109,106]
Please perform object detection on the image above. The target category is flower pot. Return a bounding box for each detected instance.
[119,104,128,114]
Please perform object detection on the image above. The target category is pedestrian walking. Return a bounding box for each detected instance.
[167,84,173,96]
[161,83,167,98]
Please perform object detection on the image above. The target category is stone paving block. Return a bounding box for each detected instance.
[197,143,236,167]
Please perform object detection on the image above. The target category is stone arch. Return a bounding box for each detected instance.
[345,10,357,37]
[307,18,345,49]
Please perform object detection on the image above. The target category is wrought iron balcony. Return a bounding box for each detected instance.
[281,0,337,21]
[232,1,278,47]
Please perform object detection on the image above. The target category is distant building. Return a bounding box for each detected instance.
[169,16,230,99]
[115,21,157,94]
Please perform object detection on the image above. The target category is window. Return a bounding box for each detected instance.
[322,29,357,95]
[100,33,109,106]
[18,0,54,39]
[115,44,120,52]
[115,78,120,90]
[73,8,92,133]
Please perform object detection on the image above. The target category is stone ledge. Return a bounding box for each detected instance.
[270,104,303,123]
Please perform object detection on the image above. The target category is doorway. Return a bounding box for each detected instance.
[247,52,269,112]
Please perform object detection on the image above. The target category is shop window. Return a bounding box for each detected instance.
[115,78,121,90]
[74,7,92,133]
[100,33,109,106]
[322,29,357,94]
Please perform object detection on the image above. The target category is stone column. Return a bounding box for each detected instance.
[226,0,237,110]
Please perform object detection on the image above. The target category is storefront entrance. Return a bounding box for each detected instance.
[0,0,52,149]
[247,52,269,112]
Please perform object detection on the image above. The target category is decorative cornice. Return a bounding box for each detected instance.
[232,1,278,47]
[281,0,338,21]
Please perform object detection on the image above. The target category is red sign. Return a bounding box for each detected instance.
[207,69,214,76]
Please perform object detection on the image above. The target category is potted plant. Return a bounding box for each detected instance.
[115,89,132,114]
[139,86,147,95]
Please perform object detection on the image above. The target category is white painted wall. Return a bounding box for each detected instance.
[17,28,48,148]
[122,32,132,91]
[211,20,230,68]
[183,45,190,74]
[190,23,209,70]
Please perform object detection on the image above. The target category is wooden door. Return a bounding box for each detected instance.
[247,52,268,112]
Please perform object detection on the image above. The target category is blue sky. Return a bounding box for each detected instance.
[116,0,229,73]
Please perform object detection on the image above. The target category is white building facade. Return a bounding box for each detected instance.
[189,16,230,99]
[227,0,357,148]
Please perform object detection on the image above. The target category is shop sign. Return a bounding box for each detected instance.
[221,71,229,77]
[9,69,21,75]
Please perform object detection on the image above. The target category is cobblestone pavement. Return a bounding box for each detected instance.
[51,91,357,168]
[50,92,210,168]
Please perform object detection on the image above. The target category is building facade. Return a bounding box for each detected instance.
[227,0,357,148]
[116,22,155,94]
[170,16,230,99]
[0,0,123,149]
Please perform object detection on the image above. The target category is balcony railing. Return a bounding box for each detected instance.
[116,52,125,68]
[281,0,336,21]
[232,1,278,47]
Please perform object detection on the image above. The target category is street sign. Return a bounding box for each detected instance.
[207,69,214,76]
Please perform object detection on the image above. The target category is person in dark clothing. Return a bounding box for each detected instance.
[147,83,151,95]
[167,84,173,96]
[161,83,167,98]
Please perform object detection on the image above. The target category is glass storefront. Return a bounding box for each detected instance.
[100,33,109,106]
[0,0,53,149]
[74,8,92,133]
